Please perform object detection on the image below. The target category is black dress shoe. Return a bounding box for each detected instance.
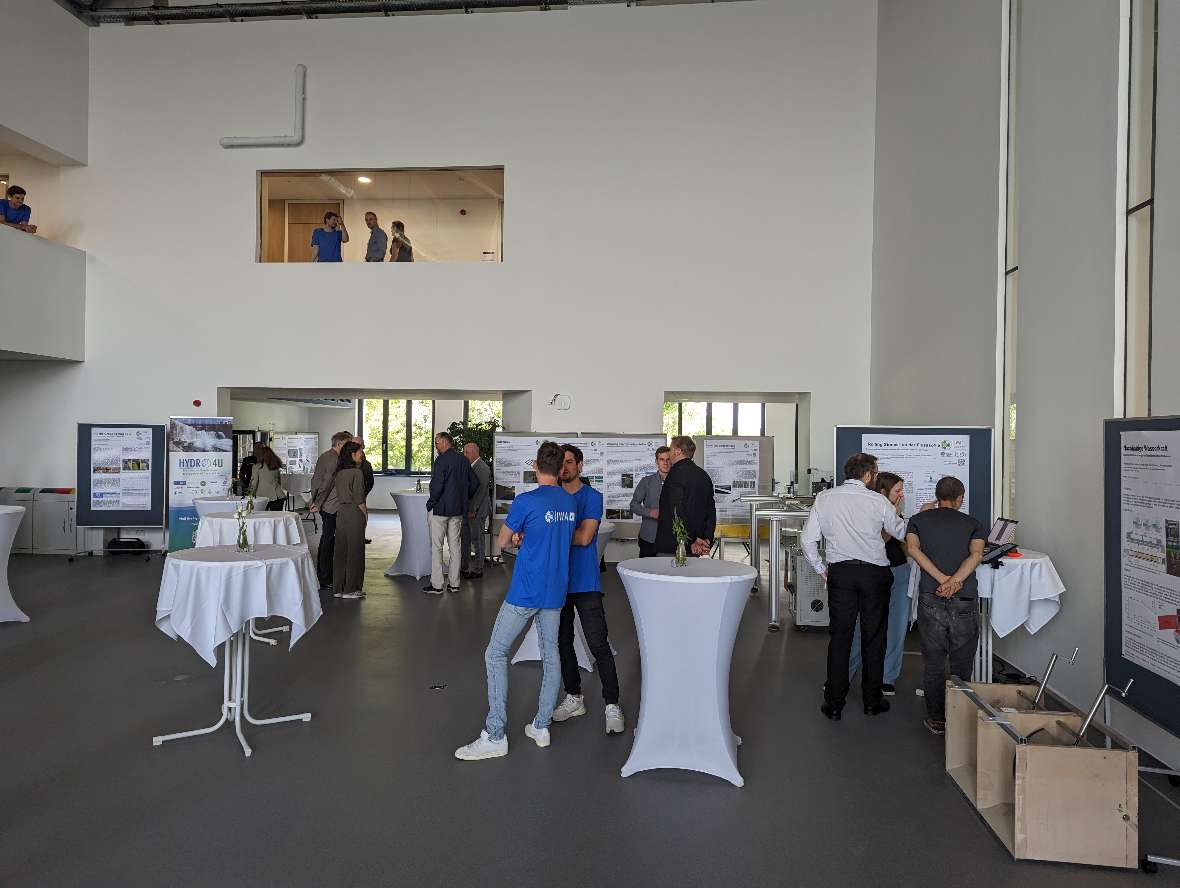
[364,538,372,545]
[421,584,445,593]
[864,699,891,716]
[881,683,897,696]
[820,702,843,721]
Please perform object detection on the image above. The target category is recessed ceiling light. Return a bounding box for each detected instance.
[357,176,372,184]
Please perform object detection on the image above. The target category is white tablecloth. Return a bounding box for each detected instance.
[513,522,616,669]
[194,511,306,548]
[618,557,756,787]
[193,496,270,520]
[906,549,1063,636]
[0,505,29,623]
[156,544,322,667]
[385,491,433,579]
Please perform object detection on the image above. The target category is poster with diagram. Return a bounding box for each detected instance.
[270,433,320,475]
[1119,430,1180,687]
[90,427,154,511]
[492,434,546,516]
[861,432,971,518]
[703,438,762,522]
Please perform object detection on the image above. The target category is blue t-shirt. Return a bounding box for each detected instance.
[569,484,604,594]
[504,485,577,609]
[311,227,343,262]
[2,202,31,225]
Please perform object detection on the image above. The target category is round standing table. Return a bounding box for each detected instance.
[193,496,270,520]
[194,510,306,548]
[385,491,433,580]
[512,522,616,670]
[618,557,756,787]
[0,505,30,623]
[153,544,322,757]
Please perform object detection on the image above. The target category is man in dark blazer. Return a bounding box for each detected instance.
[654,435,716,557]
[461,442,493,579]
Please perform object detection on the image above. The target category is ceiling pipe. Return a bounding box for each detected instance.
[67,0,576,26]
[220,64,305,148]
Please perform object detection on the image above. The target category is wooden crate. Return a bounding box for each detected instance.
[945,681,1065,805]
[975,711,1138,868]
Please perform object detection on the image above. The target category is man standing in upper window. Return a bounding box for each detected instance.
[1,186,36,234]
[390,220,414,262]
[310,211,348,262]
[653,436,716,557]
[802,452,908,721]
[906,476,986,735]
[363,212,388,262]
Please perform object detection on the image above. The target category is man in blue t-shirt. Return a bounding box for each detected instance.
[550,444,624,735]
[455,441,577,761]
[2,186,36,234]
[309,211,348,262]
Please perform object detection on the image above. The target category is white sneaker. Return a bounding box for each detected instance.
[454,730,507,761]
[552,693,586,723]
[339,591,363,600]
[605,704,625,734]
[524,722,550,748]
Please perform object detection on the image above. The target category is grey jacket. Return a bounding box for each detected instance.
[468,458,492,515]
[629,472,665,543]
[310,448,341,514]
[250,465,286,501]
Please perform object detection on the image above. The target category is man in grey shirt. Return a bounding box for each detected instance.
[629,445,672,557]
[461,442,493,579]
[364,212,388,262]
[309,430,354,590]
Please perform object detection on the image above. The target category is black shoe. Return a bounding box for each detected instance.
[820,702,843,721]
[881,683,897,696]
[422,584,445,594]
[447,584,461,593]
[462,570,483,580]
[864,699,891,716]
[364,538,372,545]
[924,717,946,735]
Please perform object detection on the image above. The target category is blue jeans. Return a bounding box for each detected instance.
[484,602,561,742]
[849,563,911,685]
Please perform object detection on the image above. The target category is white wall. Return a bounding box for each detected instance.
[870,0,1002,427]
[0,224,85,360]
[0,0,89,165]
[0,2,879,507]
[229,399,310,434]
[338,199,500,263]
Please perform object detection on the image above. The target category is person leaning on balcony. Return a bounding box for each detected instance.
[1,186,37,234]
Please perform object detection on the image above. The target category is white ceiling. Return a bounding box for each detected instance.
[262,168,504,202]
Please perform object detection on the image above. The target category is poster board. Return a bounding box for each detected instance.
[491,432,666,525]
[835,426,993,528]
[270,433,320,475]
[75,423,166,527]
[167,416,234,551]
[1103,416,1180,740]
[698,436,774,524]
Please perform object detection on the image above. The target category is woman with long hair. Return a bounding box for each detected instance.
[847,471,912,695]
[250,445,288,511]
[332,441,369,600]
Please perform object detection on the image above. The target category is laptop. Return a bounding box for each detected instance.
[980,517,1019,563]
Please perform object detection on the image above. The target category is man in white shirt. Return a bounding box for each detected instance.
[802,452,907,720]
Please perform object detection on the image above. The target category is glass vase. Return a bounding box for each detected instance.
[674,539,688,568]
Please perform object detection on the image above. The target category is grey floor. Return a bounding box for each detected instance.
[0,513,1175,887]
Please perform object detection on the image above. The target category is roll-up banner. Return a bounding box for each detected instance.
[167,416,233,551]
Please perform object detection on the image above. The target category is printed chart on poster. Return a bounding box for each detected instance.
[1103,417,1180,740]
[270,433,320,475]
[861,432,971,517]
[75,424,167,528]
[167,416,233,551]
[702,438,763,521]
[90,427,154,511]
[1117,430,1180,688]
[492,433,666,521]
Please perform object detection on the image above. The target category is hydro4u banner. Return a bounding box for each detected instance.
[167,416,233,551]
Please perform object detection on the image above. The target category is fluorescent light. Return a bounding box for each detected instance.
[357,176,372,184]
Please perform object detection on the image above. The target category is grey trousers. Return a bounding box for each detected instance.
[429,513,463,589]
[461,506,490,571]
[333,505,366,595]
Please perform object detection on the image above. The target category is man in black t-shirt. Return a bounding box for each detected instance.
[905,476,986,735]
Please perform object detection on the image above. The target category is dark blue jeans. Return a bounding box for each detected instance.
[916,591,979,720]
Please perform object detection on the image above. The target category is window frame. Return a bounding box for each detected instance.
[664,400,766,438]
[357,397,502,475]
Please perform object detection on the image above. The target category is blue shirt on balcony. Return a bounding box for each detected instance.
[2,202,31,225]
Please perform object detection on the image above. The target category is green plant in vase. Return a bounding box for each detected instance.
[235,497,255,552]
[672,510,690,567]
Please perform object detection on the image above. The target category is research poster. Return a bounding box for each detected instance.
[861,433,971,517]
[597,436,666,521]
[1119,430,1180,687]
[492,434,546,516]
[168,416,233,551]
[90,427,153,511]
[703,438,761,520]
[271,433,320,475]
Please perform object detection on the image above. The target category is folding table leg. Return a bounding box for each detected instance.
[241,623,312,729]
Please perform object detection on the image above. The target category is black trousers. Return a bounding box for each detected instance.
[266,498,285,512]
[637,539,658,558]
[559,592,620,704]
[916,592,979,720]
[316,510,337,588]
[825,561,893,708]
